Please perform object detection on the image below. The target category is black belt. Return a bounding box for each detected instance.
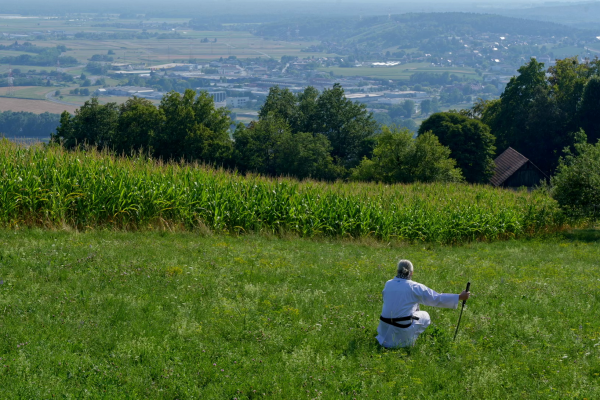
[380,315,419,329]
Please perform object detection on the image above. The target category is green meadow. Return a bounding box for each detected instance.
[1,141,597,398]
[0,229,599,398]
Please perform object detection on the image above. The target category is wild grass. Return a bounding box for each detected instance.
[0,140,568,243]
[0,230,599,398]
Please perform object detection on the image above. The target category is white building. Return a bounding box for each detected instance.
[226,97,250,108]
[97,86,155,97]
[196,88,227,103]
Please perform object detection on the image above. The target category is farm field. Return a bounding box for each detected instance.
[0,141,568,243]
[0,86,51,100]
[0,229,599,398]
[55,94,160,107]
[0,64,61,75]
[0,15,334,65]
[0,97,76,114]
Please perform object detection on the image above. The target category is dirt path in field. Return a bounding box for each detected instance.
[44,91,81,107]
[0,98,77,114]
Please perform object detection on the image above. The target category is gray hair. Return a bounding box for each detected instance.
[396,259,413,279]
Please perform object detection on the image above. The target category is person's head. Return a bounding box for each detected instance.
[396,259,413,280]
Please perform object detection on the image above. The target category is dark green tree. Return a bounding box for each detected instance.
[578,76,600,144]
[548,57,593,135]
[233,114,336,180]
[114,97,163,154]
[293,86,319,133]
[273,130,336,180]
[257,84,377,172]
[480,57,600,173]
[258,86,297,124]
[487,58,548,152]
[51,98,119,149]
[419,112,496,183]
[402,100,415,118]
[420,99,432,116]
[313,83,377,168]
[152,89,232,164]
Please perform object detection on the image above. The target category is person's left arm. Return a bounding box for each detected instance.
[412,283,459,309]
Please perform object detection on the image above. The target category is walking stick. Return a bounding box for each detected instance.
[453,281,470,341]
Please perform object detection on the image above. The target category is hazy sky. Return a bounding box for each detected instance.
[4,0,598,19]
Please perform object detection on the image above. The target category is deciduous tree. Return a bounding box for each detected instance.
[52,98,119,149]
[351,126,463,184]
[419,112,496,183]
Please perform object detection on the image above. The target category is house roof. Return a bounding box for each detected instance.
[490,147,529,187]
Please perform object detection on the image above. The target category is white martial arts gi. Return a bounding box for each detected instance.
[376,277,459,348]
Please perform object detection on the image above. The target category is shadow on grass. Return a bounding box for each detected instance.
[562,228,600,242]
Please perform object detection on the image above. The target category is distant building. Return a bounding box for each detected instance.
[384,91,428,98]
[247,66,268,75]
[226,97,250,108]
[196,88,226,102]
[95,86,155,97]
[149,63,194,71]
[218,64,243,75]
[490,147,548,189]
[344,93,382,104]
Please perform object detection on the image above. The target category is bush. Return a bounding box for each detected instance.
[350,126,463,184]
[551,131,600,220]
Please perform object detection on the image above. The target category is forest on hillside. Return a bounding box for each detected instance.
[254,12,590,43]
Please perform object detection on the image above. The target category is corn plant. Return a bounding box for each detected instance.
[0,140,569,243]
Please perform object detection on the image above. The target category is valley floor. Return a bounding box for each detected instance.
[0,230,599,398]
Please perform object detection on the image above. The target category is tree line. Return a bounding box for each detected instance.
[52,84,375,181]
[0,44,77,67]
[45,83,509,184]
[51,56,600,187]
[0,111,61,138]
[407,57,600,185]
[468,57,600,174]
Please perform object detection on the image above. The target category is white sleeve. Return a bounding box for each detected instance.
[412,283,459,309]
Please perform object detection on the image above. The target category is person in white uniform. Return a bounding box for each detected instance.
[376,259,470,348]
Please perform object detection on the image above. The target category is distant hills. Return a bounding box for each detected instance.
[495,2,600,31]
[255,12,592,44]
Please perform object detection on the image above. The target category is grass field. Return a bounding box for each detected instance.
[0,141,568,243]
[0,65,61,75]
[0,229,599,398]
[0,98,76,114]
[0,15,334,65]
[550,46,587,59]
[0,86,51,100]
[55,94,160,107]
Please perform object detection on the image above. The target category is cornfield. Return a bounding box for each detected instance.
[0,140,568,243]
